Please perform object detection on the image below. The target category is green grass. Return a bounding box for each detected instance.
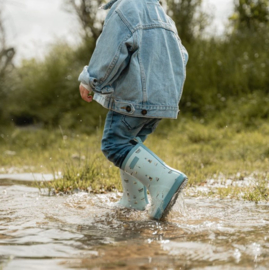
[0,118,268,201]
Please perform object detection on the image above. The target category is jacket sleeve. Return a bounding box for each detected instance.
[78,11,133,95]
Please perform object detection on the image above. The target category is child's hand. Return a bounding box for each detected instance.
[79,83,93,103]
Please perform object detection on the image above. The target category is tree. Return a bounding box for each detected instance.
[65,0,105,43]
[0,11,15,78]
[166,0,210,44]
[0,10,15,125]
[230,0,269,31]
[66,0,209,45]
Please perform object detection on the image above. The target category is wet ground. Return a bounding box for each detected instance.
[1,175,269,270]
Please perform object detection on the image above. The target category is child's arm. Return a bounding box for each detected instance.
[78,10,133,95]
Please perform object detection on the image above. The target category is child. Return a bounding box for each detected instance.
[78,0,189,220]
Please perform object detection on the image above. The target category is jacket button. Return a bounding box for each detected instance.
[141,109,147,115]
[126,106,131,112]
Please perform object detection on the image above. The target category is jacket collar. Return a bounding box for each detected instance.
[100,0,118,10]
[100,0,160,10]
[99,0,159,10]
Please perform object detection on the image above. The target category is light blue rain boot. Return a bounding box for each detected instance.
[121,138,188,220]
[117,170,149,211]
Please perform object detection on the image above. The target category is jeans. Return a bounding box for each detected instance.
[101,110,162,168]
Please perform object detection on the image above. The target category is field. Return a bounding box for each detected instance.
[1,116,268,202]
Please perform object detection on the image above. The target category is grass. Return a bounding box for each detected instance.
[186,172,269,203]
[0,118,268,201]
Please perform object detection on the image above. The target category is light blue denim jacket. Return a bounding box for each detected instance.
[78,0,188,119]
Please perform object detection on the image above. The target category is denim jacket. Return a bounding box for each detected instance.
[78,0,188,119]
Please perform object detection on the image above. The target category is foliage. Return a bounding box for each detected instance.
[0,0,269,133]
[166,0,211,44]
[64,0,105,42]
[180,28,269,118]
[230,0,269,32]
[5,41,106,131]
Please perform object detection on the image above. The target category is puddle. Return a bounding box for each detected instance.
[1,175,269,269]
[0,173,56,182]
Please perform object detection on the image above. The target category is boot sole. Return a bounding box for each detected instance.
[151,177,188,221]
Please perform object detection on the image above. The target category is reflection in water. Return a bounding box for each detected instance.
[0,180,269,269]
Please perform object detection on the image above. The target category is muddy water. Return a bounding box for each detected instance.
[1,177,269,270]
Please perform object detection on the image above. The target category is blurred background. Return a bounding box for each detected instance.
[0,0,268,132]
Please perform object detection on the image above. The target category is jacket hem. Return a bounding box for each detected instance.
[93,94,179,119]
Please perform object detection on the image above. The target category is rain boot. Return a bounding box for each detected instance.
[117,170,149,211]
[121,138,188,220]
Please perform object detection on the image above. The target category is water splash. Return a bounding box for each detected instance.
[1,183,269,270]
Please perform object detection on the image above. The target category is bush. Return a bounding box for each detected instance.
[5,41,107,132]
[180,28,269,118]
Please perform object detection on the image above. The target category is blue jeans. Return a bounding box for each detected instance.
[101,111,162,168]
